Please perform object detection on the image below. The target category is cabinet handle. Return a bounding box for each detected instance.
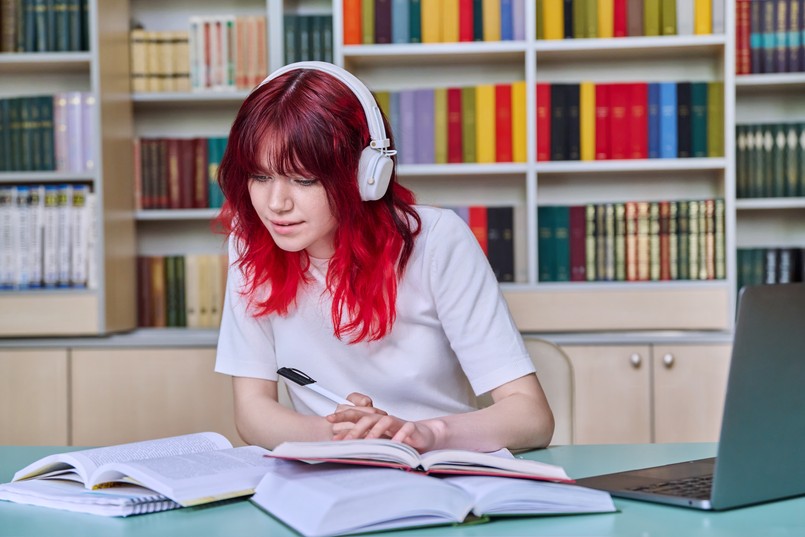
[629,353,642,368]
[663,353,675,368]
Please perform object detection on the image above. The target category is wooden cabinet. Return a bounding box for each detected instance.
[0,349,69,445]
[71,348,239,446]
[563,344,731,444]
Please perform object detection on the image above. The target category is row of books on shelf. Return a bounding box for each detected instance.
[283,14,334,64]
[133,137,226,211]
[538,199,725,283]
[537,81,724,162]
[0,93,95,173]
[0,184,95,290]
[736,122,805,199]
[445,205,515,282]
[136,254,226,329]
[130,15,267,93]
[536,0,723,40]
[0,0,88,53]
[736,0,805,75]
[737,247,804,289]
[343,0,526,45]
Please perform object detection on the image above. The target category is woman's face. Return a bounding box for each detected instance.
[248,167,338,259]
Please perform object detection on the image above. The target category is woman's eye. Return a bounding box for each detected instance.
[249,174,270,182]
[295,179,318,187]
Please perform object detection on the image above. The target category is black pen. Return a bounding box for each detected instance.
[277,367,353,406]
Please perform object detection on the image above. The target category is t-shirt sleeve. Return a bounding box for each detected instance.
[427,210,535,395]
[214,236,278,380]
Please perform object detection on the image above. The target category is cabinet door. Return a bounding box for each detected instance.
[563,345,652,444]
[0,349,69,445]
[71,348,239,446]
[653,344,731,443]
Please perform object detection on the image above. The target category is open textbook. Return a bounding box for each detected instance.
[270,438,572,482]
[0,432,275,515]
[253,459,616,537]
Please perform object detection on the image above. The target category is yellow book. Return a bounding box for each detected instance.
[374,91,391,119]
[511,81,527,163]
[598,0,614,38]
[483,0,501,41]
[542,0,564,40]
[580,82,596,161]
[694,0,711,34]
[443,0,460,42]
[434,87,448,164]
[475,84,496,163]
[421,0,442,43]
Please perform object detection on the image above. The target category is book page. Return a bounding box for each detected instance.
[270,438,421,468]
[419,449,571,482]
[252,459,474,537]
[89,445,274,506]
[13,432,232,485]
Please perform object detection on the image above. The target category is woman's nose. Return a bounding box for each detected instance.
[267,180,292,213]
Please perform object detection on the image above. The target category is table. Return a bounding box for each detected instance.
[1,443,804,536]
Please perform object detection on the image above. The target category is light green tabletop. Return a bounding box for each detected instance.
[1,443,804,536]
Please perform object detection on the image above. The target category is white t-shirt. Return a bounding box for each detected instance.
[214,206,534,421]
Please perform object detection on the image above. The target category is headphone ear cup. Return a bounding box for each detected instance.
[357,146,394,201]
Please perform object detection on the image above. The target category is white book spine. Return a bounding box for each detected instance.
[81,94,96,173]
[210,18,221,89]
[711,0,724,33]
[42,186,59,287]
[29,185,44,287]
[55,184,73,287]
[226,15,237,90]
[676,0,694,35]
[189,17,202,90]
[86,192,98,290]
[14,186,32,288]
[66,92,84,173]
[70,185,90,287]
[53,93,69,171]
[0,186,15,288]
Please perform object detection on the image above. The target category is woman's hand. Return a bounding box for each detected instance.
[329,392,389,437]
[326,410,445,453]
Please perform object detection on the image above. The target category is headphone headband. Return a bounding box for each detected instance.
[256,61,390,150]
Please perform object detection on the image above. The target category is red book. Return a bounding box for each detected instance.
[569,205,587,281]
[178,138,196,209]
[469,206,489,255]
[736,0,751,75]
[613,0,627,37]
[375,0,392,44]
[193,138,209,209]
[459,0,474,41]
[447,88,463,163]
[343,0,362,45]
[595,83,611,160]
[133,139,142,210]
[626,83,648,159]
[608,84,629,160]
[536,83,551,161]
[495,84,513,162]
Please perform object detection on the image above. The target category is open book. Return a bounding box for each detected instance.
[252,459,616,537]
[0,432,275,515]
[269,438,572,482]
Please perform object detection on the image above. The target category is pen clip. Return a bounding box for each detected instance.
[277,367,315,386]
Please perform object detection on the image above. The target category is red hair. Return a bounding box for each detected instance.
[217,68,420,343]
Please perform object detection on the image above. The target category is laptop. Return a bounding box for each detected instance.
[576,283,805,510]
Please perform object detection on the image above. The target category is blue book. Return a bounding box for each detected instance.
[647,83,660,159]
[413,89,435,164]
[392,0,410,43]
[658,82,677,159]
[500,0,514,40]
[398,90,417,165]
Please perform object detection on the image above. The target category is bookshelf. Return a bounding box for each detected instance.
[0,0,136,336]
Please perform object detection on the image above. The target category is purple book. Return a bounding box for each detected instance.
[81,93,96,174]
[413,88,435,164]
[398,90,417,165]
[513,0,526,40]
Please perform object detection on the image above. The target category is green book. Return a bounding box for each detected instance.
[585,204,596,281]
[536,0,544,39]
[603,203,615,281]
[596,204,607,281]
[409,0,422,43]
[554,205,571,282]
[283,14,297,63]
[643,0,661,36]
[0,99,8,171]
[538,206,556,282]
[28,96,41,170]
[8,98,23,171]
[176,256,186,327]
[714,199,725,280]
[784,123,798,197]
[707,82,724,157]
[572,0,586,38]
[753,125,767,197]
[799,124,805,197]
[761,123,775,198]
[614,203,626,281]
[668,201,678,280]
[164,256,179,327]
[687,200,700,280]
[322,15,334,63]
[660,0,676,35]
[677,200,689,280]
[433,87,447,164]
[298,16,311,61]
[362,0,375,44]
[473,0,483,41]
[66,0,81,51]
[772,124,786,197]
[39,96,54,171]
[735,125,747,198]
[648,202,660,281]
[690,82,708,158]
[460,86,476,163]
[20,97,34,171]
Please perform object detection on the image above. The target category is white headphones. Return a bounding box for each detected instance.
[256,61,396,201]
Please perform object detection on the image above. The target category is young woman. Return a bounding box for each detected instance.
[214,62,554,453]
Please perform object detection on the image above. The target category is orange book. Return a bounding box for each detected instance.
[495,84,513,162]
[475,84,496,163]
[511,81,527,163]
[694,0,711,35]
[343,0,362,45]
[421,0,442,42]
[482,0,501,41]
[580,82,596,161]
[443,0,460,42]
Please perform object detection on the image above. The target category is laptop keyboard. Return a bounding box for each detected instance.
[631,474,713,499]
